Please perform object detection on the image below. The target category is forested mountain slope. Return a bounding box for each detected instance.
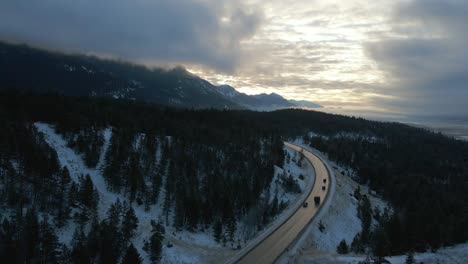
[0,42,320,111]
[0,42,240,109]
[0,92,291,263]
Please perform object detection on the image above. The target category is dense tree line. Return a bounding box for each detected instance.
[305,126,468,254]
[1,91,468,260]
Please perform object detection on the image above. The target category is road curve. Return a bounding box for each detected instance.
[232,142,331,264]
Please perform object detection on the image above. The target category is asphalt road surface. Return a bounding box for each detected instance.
[236,142,331,264]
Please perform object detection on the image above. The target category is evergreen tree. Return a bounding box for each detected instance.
[122,244,142,264]
[75,174,99,224]
[163,161,175,225]
[373,227,391,260]
[99,220,122,264]
[0,218,20,262]
[98,200,127,262]
[85,219,100,260]
[144,188,153,212]
[151,171,163,205]
[354,186,362,200]
[337,239,349,254]
[358,195,372,243]
[79,174,99,210]
[70,227,90,264]
[38,216,60,263]
[213,219,223,243]
[68,181,79,208]
[405,251,415,264]
[226,217,237,242]
[55,166,72,227]
[173,189,185,231]
[107,199,122,228]
[148,220,165,263]
[22,207,40,262]
[122,206,139,244]
[351,232,365,253]
[58,244,71,264]
[127,154,143,202]
[270,192,279,217]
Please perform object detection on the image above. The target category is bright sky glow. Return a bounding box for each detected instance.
[189,0,395,114]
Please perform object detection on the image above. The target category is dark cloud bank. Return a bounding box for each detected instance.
[0,0,260,72]
[367,0,468,116]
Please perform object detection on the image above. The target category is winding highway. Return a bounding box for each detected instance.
[229,142,332,264]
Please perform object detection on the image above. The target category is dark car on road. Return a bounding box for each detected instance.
[314,196,320,205]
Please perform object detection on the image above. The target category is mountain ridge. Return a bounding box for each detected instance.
[0,42,241,109]
[215,84,321,111]
[0,41,321,111]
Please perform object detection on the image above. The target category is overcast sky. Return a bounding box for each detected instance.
[1,0,467,118]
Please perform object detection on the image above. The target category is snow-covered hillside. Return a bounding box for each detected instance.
[34,123,310,263]
[299,158,388,253]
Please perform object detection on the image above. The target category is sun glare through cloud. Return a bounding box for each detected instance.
[188,0,395,117]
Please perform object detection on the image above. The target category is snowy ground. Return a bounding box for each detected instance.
[34,123,310,264]
[269,146,313,210]
[299,242,468,264]
[299,156,388,252]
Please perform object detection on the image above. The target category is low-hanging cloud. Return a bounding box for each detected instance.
[0,0,261,72]
[366,0,468,116]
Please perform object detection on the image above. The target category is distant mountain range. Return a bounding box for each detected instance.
[217,85,308,111]
[288,99,322,109]
[0,42,321,110]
